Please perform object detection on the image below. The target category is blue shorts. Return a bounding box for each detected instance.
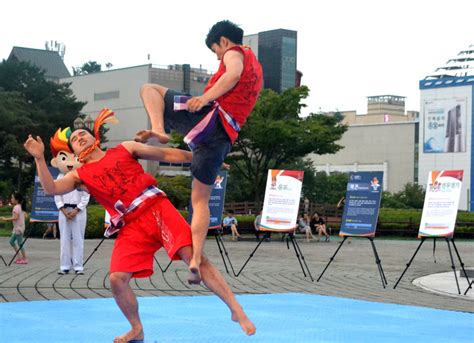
[164,90,232,185]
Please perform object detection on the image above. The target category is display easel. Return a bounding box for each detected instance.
[317,235,388,288]
[83,236,107,267]
[236,229,314,281]
[393,236,471,295]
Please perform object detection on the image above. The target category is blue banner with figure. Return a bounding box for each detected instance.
[188,170,228,229]
[339,171,383,237]
[30,167,60,222]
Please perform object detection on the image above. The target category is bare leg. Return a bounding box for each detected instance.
[188,179,213,284]
[109,272,144,342]
[231,225,240,240]
[177,246,256,336]
[137,83,170,144]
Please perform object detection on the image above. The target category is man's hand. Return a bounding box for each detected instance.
[68,209,79,220]
[186,95,210,113]
[24,135,45,159]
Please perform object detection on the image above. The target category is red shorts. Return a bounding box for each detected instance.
[110,197,192,278]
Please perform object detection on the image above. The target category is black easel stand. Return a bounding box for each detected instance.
[393,236,471,295]
[464,280,473,295]
[236,231,314,281]
[0,255,6,266]
[8,223,37,266]
[154,256,173,273]
[318,236,388,288]
[213,229,236,276]
[83,236,107,267]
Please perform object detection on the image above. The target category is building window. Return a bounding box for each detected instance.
[94,91,120,101]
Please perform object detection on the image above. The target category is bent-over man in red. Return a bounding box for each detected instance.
[24,128,256,342]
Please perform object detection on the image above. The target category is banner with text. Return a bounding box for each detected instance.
[418,170,463,237]
[30,167,60,222]
[188,170,228,229]
[260,169,304,232]
[339,171,383,237]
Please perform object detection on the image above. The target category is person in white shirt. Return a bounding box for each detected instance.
[223,211,240,241]
[50,128,90,275]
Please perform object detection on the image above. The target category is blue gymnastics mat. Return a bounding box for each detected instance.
[0,293,472,342]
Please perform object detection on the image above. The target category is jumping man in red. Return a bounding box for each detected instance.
[137,20,263,284]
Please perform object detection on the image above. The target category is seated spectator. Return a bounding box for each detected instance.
[298,213,313,242]
[223,211,241,241]
[311,212,330,242]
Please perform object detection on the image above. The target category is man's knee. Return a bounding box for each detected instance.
[140,83,167,98]
[109,272,131,290]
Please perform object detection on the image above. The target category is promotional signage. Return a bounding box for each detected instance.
[423,98,467,153]
[188,170,228,229]
[30,167,60,222]
[340,171,384,237]
[419,170,463,237]
[259,169,304,232]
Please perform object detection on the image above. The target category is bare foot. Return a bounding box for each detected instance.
[231,308,256,336]
[134,129,170,144]
[187,265,202,285]
[113,328,144,342]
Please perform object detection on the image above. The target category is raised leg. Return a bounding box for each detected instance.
[137,83,170,144]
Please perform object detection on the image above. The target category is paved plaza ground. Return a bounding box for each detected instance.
[0,235,472,313]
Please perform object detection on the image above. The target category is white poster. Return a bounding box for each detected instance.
[419,170,463,237]
[423,98,467,153]
[260,169,304,231]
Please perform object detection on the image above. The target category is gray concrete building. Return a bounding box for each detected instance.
[309,121,418,193]
[60,64,212,175]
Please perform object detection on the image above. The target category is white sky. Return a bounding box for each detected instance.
[1,0,472,114]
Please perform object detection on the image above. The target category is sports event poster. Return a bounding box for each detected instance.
[339,171,383,237]
[418,170,463,237]
[259,169,304,232]
[30,166,60,222]
[188,170,228,229]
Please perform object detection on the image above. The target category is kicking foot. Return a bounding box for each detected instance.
[134,129,169,144]
[113,328,144,343]
[231,308,256,336]
[187,265,202,285]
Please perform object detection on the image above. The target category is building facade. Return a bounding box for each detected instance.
[419,76,474,211]
[243,29,297,92]
[309,121,418,193]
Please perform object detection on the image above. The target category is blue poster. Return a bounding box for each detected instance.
[339,171,383,237]
[188,170,228,229]
[30,166,60,222]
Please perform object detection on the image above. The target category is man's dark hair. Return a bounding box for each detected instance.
[67,127,94,152]
[205,20,243,49]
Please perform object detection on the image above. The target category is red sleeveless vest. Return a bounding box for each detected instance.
[76,145,157,217]
[205,45,263,143]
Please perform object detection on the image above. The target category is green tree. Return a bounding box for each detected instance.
[0,59,85,194]
[155,174,192,210]
[73,61,102,75]
[227,86,347,203]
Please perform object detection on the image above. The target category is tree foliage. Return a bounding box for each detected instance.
[227,86,347,203]
[155,174,192,210]
[381,183,425,209]
[73,61,102,75]
[0,59,85,197]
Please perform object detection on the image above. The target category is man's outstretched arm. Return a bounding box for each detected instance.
[122,141,192,164]
[24,135,79,195]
